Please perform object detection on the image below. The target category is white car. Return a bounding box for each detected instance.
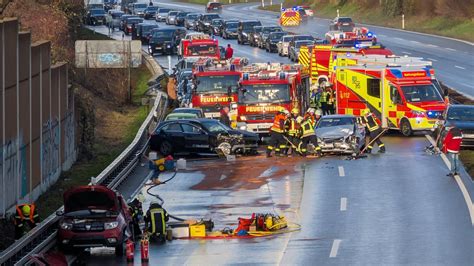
[166,11,179,25]
[277,35,293,57]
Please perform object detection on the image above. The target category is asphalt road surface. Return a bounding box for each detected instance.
[80,3,474,265]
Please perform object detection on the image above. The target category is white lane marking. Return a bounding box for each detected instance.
[340,197,347,211]
[410,40,421,44]
[427,58,438,62]
[445,47,456,51]
[425,134,474,226]
[455,65,466,70]
[427,44,438,48]
[402,51,412,55]
[378,34,387,37]
[329,239,342,258]
[394,37,404,41]
[338,166,345,177]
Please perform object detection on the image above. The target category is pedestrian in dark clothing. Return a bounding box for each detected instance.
[219,106,231,126]
[225,44,234,59]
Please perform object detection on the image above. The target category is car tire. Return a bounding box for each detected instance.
[115,231,126,256]
[400,119,413,136]
[160,141,174,156]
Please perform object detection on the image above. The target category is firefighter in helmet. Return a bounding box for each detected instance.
[285,108,302,156]
[299,115,322,157]
[144,202,169,242]
[267,109,289,157]
[362,109,386,153]
[14,204,40,239]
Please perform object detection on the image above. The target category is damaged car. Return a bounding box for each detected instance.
[57,185,134,255]
[315,115,366,154]
[150,118,259,156]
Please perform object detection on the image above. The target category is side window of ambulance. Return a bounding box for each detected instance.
[367,78,380,98]
[390,85,402,104]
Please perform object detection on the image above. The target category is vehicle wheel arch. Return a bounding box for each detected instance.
[399,117,413,136]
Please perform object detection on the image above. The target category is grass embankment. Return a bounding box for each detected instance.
[35,28,152,219]
[259,2,474,42]
[460,150,474,180]
[178,0,259,5]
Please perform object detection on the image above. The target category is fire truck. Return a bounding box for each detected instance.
[279,9,300,27]
[189,58,248,119]
[332,54,447,136]
[179,38,220,59]
[236,63,310,135]
[298,44,393,84]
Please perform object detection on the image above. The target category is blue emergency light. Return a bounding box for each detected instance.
[367,32,374,37]
[243,73,249,80]
[230,64,236,71]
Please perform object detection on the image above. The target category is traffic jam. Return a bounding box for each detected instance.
[23,1,473,264]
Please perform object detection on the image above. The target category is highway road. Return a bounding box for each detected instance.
[157,0,474,99]
[80,2,474,265]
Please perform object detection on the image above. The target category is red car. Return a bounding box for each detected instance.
[206,2,222,13]
[57,185,134,255]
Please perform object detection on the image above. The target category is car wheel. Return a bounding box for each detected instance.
[400,119,413,136]
[217,142,232,156]
[160,141,174,156]
[115,231,126,256]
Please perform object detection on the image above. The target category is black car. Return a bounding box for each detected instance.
[248,26,262,47]
[237,20,262,45]
[255,26,282,48]
[123,17,143,35]
[222,21,239,39]
[265,31,286,53]
[150,119,259,156]
[438,105,474,148]
[197,13,221,33]
[148,28,179,55]
[176,11,190,26]
[210,18,225,36]
[84,8,106,25]
[135,24,159,43]
[119,14,134,30]
[330,16,355,32]
[184,13,200,30]
[144,6,159,20]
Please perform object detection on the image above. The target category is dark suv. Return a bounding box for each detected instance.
[84,8,106,25]
[265,31,286,53]
[237,20,262,45]
[197,13,221,33]
[329,16,355,32]
[57,185,133,255]
[135,24,159,43]
[148,28,185,55]
[255,26,282,48]
[222,20,239,39]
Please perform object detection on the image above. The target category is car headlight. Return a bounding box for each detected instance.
[104,221,119,230]
[204,22,210,25]
[412,110,425,117]
[60,221,73,230]
[166,44,171,48]
[240,116,247,121]
[242,32,248,37]
[239,125,247,131]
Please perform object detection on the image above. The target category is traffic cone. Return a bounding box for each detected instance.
[126,239,134,262]
[141,235,149,262]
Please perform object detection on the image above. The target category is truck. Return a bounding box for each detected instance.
[189,58,248,119]
[279,9,300,27]
[332,54,447,136]
[179,38,220,60]
[236,63,311,135]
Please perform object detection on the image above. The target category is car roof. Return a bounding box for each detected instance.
[321,114,356,119]
[173,107,203,112]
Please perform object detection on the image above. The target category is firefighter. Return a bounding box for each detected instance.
[362,109,386,153]
[309,85,320,110]
[129,198,143,237]
[267,109,289,157]
[325,83,336,115]
[320,82,329,115]
[144,202,169,242]
[315,109,322,124]
[299,115,321,157]
[14,204,40,239]
[285,108,302,156]
[304,108,316,125]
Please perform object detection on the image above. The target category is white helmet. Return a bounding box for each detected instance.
[315,109,322,116]
[296,116,303,123]
[307,108,315,114]
[282,109,290,115]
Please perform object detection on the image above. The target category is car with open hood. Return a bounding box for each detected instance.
[315,115,366,154]
[57,185,133,255]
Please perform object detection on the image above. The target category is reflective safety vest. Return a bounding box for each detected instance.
[300,118,315,138]
[320,91,327,103]
[14,204,39,224]
[287,117,301,136]
[150,208,166,235]
[271,113,286,133]
[363,114,380,132]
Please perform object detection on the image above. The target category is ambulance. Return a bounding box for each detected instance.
[332,54,447,136]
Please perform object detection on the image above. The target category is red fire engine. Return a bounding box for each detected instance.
[236,63,310,135]
[179,38,220,59]
[190,58,248,119]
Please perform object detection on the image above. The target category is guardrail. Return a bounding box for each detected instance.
[0,59,169,266]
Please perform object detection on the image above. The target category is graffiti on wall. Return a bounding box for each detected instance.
[0,137,26,211]
[41,118,60,185]
[63,112,75,165]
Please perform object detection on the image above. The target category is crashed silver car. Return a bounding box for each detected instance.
[315,115,366,154]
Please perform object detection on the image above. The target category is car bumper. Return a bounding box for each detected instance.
[408,117,438,131]
[58,229,122,248]
[319,141,356,154]
[237,122,272,134]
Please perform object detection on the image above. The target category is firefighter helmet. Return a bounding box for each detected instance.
[21,205,31,216]
[282,109,290,115]
[307,108,315,114]
[291,108,299,115]
[315,109,322,116]
[324,81,333,88]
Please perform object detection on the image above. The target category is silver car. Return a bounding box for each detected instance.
[185,13,200,30]
[277,35,293,57]
[166,11,179,25]
[315,115,366,154]
[155,8,171,22]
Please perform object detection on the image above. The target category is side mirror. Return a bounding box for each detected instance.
[56,210,64,216]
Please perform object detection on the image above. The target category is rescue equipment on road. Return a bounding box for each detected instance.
[140,234,149,262]
[126,239,134,262]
